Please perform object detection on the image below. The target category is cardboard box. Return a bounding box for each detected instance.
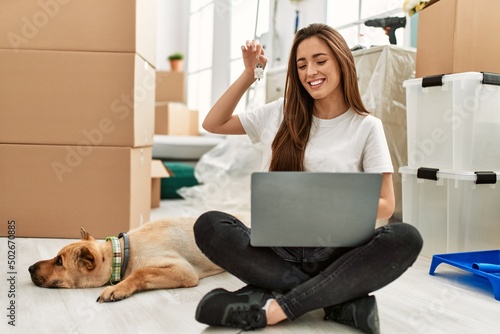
[156,71,186,102]
[416,0,500,78]
[151,160,170,208]
[0,49,155,147]
[0,144,152,239]
[155,102,199,136]
[0,0,157,66]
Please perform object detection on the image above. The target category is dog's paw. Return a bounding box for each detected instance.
[96,285,132,303]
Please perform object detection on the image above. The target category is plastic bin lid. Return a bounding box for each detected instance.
[403,72,484,87]
[399,166,499,182]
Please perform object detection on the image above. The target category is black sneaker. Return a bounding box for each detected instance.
[324,295,380,334]
[195,288,273,331]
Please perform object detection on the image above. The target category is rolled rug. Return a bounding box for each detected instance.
[471,263,500,273]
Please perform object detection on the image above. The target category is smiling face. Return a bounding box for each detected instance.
[295,36,344,103]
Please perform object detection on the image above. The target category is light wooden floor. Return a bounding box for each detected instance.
[1,199,499,334]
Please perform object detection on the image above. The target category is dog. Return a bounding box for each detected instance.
[28,217,224,302]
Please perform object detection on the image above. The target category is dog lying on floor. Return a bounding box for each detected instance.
[28,217,223,302]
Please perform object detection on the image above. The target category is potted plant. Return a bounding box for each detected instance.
[168,52,184,72]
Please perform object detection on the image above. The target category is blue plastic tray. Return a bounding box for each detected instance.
[429,250,500,301]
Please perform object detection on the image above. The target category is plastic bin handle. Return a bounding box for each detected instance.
[475,171,497,184]
[422,74,445,88]
[482,72,500,86]
[417,167,439,180]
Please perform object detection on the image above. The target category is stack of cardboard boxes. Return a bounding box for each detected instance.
[400,0,500,257]
[0,0,157,238]
[155,70,199,136]
[152,70,199,204]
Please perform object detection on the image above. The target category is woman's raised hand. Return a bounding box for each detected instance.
[241,39,267,75]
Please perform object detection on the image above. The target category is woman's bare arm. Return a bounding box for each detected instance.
[202,40,267,135]
[377,173,395,220]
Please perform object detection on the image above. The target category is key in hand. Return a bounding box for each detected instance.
[254,63,264,80]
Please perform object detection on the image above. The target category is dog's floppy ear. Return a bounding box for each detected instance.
[80,227,94,241]
[78,246,96,271]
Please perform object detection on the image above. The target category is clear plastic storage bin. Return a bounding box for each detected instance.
[404,72,500,170]
[400,166,500,257]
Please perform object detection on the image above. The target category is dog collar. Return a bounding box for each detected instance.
[118,232,130,280]
[105,233,130,284]
[105,236,122,283]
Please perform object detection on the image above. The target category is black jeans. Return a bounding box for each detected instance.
[194,211,423,321]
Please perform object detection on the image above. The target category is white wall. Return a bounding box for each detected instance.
[266,0,327,69]
[157,0,328,71]
[156,0,328,109]
[156,0,190,71]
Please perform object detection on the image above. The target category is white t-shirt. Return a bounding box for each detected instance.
[238,98,394,173]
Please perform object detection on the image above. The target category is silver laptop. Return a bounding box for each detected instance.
[250,172,382,247]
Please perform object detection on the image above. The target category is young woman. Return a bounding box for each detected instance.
[193,23,423,334]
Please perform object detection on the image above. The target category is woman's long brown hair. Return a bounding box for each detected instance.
[269,23,369,171]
